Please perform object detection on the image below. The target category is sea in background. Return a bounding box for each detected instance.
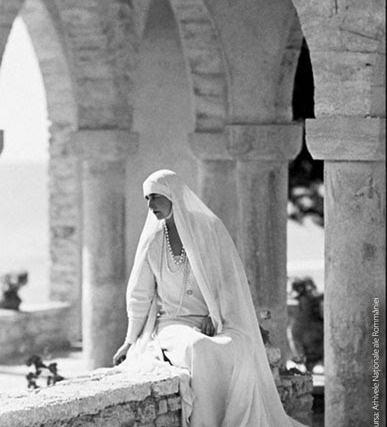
[0,161,50,303]
[0,161,324,305]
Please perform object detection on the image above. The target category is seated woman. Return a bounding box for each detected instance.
[113,169,307,427]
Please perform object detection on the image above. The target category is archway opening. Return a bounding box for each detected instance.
[287,38,324,375]
[0,16,50,305]
[126,0,197,273]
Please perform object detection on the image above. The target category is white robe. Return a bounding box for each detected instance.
[124,230,305,427]
[122,169,307,427]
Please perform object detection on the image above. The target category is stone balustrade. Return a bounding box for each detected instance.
[0,359,313,426]
[0,366,185,427]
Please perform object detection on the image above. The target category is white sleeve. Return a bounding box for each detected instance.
[125,257,156,344]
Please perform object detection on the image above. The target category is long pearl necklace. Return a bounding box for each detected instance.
[163,221,186,265]
[161,221,194,318]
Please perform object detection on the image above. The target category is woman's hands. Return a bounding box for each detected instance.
[113,319,215,365]
[113,342,132,366]
[201,316,215,336]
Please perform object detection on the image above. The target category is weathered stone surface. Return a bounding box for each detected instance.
[189,123,303,161]
[312,51,379,116]
[226,124,303,161]
[190,125,303,358]
[0,302,71,363]
[236,158,289,358]
[324,161,385,427]
[151,376,180,397]
[265,345,282,367]
[54,0,137,129]
[278,373,314,426]
[294,0,385,117]
[307,116,385,161]
[170,0,228,131]
[0,129,3,154]
[0,367,184,427]
[71,129,139,161]
[0,0,24,60]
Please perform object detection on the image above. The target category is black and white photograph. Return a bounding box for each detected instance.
[0,1,385,426]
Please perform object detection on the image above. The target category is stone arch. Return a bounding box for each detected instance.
[0,0,26,153]
[275,8,305,121]
[169,0,304,127]
[19,0,80,339]
[20,0,140,344]
[20,0,80,307]
[51,0,137,130]
[0,0,25,64]
[293,0,385,117]
[188,0,304,124]
[129,1,305,358]
[168,0,229,132]
[132,0,230,133]
[0,0,83,340]
[125,0,205,275]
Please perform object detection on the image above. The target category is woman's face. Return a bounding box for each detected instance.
[145,193,172,220]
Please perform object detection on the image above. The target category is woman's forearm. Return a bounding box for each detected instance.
[124,316,147,344]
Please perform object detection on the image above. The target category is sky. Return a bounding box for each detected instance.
[0,17,49,164]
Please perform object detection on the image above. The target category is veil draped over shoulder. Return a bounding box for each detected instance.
[124,169,306,427]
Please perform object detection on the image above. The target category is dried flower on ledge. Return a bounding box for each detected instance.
[26,354,65,389]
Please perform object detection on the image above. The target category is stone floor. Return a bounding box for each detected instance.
[0,344,325,426]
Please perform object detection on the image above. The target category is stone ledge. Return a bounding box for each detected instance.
[0,302,71,363]
[0,366,185,427]
[0,362,313,426]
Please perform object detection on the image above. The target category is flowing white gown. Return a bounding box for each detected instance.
[125,229,238,426]
[121,169,308,427]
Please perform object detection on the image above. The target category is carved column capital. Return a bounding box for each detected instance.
[189,123,303,161]
[70,129,139,162]
[306,116,385,161]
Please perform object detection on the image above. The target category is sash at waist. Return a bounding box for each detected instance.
[156,314,206,331]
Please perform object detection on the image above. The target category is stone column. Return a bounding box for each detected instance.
[73,129,138,369]
[0,130,3,155]
[189,132,238,241]
[228,124,303,357]
[190,124,303,357]
[307,116,386,427]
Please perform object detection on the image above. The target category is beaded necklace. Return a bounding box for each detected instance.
[161,221,193,317]
[163,221,186,266]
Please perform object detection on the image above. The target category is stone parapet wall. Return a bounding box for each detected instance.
[0,367,185,427]
[0,360,313,426]
[0,302,71,363]
[266,342,314,426]
[278,373,314,426]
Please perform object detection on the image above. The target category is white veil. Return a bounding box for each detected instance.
[125,169,306,426]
